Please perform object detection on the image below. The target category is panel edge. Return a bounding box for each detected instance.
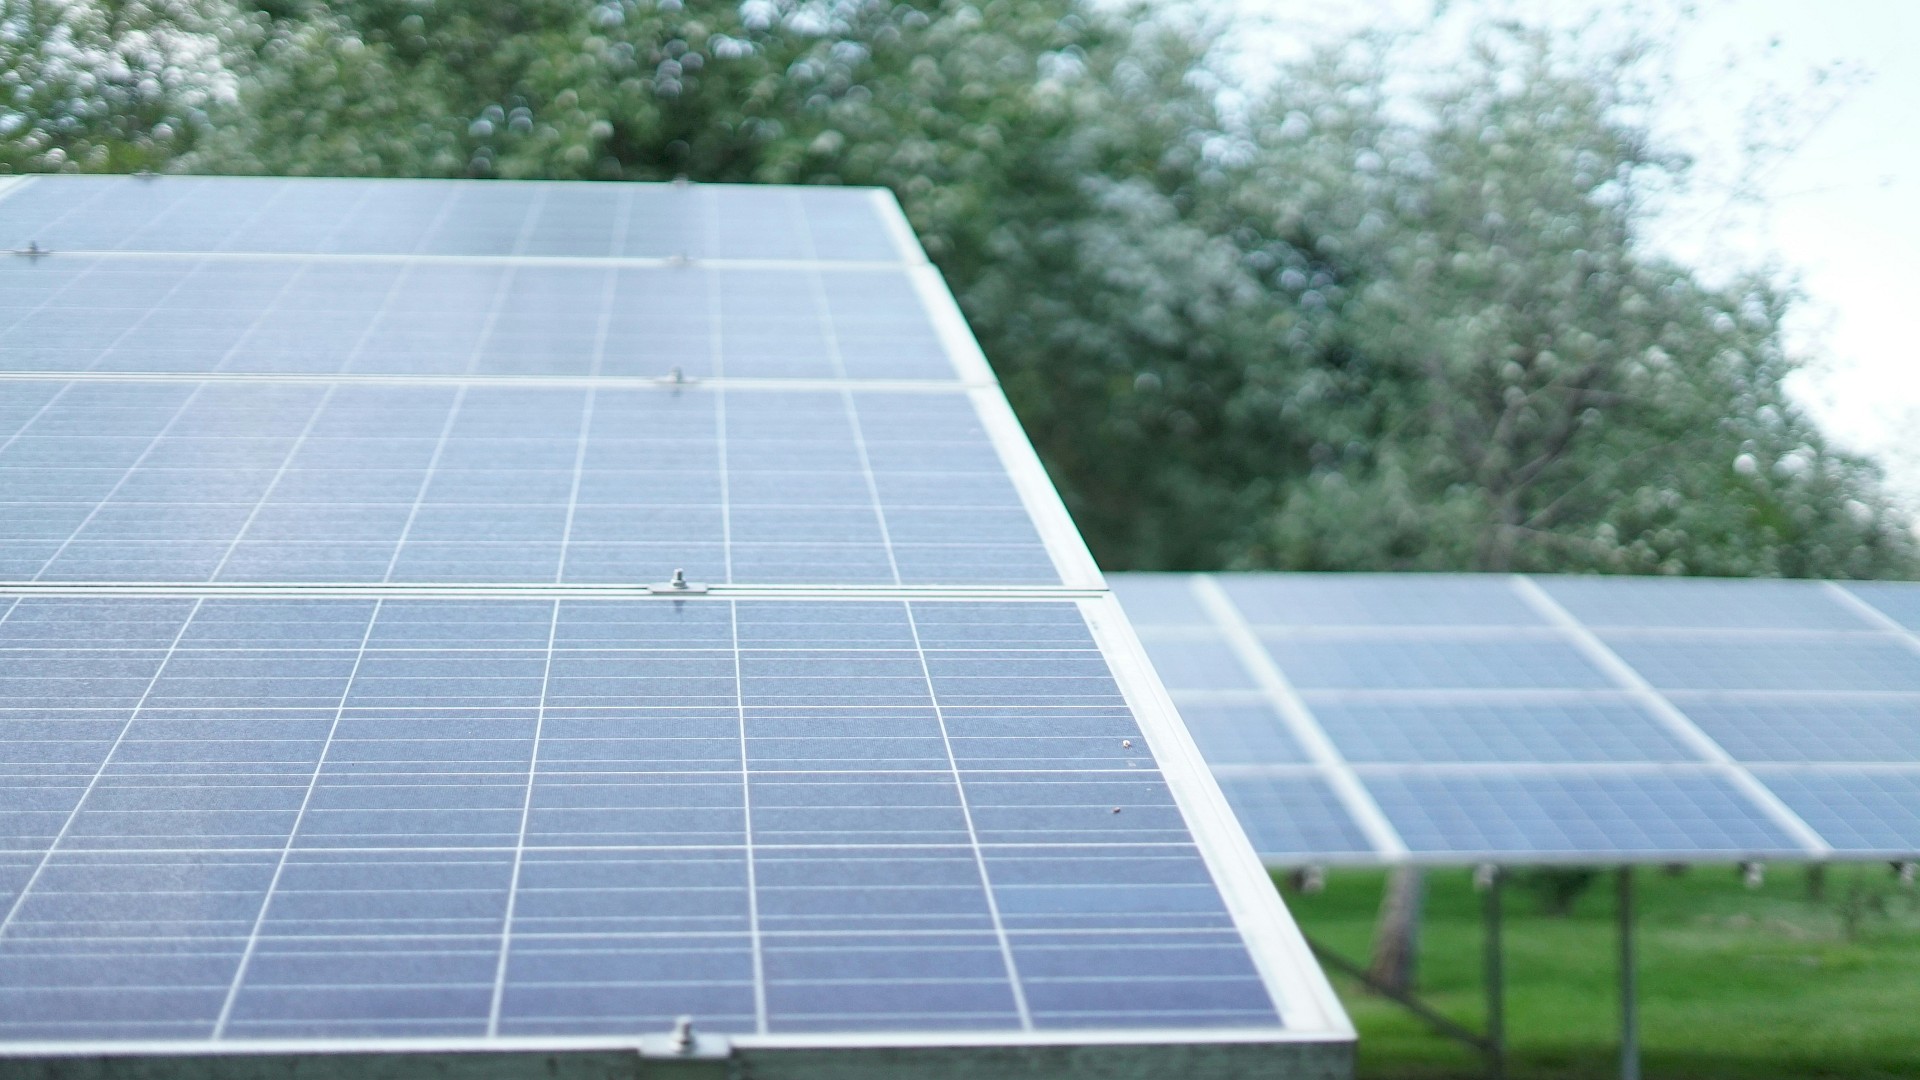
[1081,593,1357,1042]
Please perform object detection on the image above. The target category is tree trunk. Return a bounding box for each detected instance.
[1368,867,1426,993]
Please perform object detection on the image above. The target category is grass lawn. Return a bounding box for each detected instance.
[1280,865,1920,1079]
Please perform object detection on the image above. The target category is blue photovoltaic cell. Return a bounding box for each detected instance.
[1755,770,1920,854]
[0,177,903,261]
[1604,637,1920,693]
[1362,771,1804,857]
[1106,575,1213,629]
[1265,636,1614,691]
[0,379,1057,587]
[1674,698,1920,763]
[0,258,955,382]
[1133,636,1257,692]
[1844,581,1920,632]
[1166,701,1308,767]
[1213,775,1373,859]
[1306,699,1699,764]
[1538,576,1873,630]
[0,596,1282,1040]
[1222,573,1544,628]
[1113,570,1920,865]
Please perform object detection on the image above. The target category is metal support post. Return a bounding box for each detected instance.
[1484,866,1505,1080]
[1619,866,1640,1080]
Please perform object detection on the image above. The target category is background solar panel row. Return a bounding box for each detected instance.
[0,379,1057,586]
[0,177,904,261]
[1114,573,1920,863]
[0,258,955,382]
[0,596,1280,1040]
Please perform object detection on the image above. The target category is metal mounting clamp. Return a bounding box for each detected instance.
[648,569,709,595]
[637,1016,731,1061]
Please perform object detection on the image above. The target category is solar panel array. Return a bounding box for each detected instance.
[0,177,1349,1072]
[1113,573,1920,865]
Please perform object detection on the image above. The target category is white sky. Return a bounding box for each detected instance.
[1224,0,1920,509]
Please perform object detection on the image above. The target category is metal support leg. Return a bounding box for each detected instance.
[1484,867,1505,1080]
[1619,867,1640,1080]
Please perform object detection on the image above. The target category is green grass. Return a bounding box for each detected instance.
[1280,865,1920,1079]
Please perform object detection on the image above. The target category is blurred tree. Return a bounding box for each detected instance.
[1232,25,1918,577]
[4,0,1913,579]
[0,0,227,171]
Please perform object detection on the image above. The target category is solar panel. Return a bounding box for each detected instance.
[1212,775,1375,861]
[0,380,1058,586]
[1129,637,1260,692]
[1673,698,1920,763]
[0,178,1350,1073]
[1167,702,1310,767]
[1305,699,1695,764]
[1836,581,1920,632]
[1602,636,1920,693]
[1753,769,1920,855]
[1114,573,1920,866]
[1359,770,1804,860]
[1221,573,1545,628]
[0,596,1286,1039]
[1538,576,1875,630]
[1263,637,1615,691]
[0,258,957,381]
[0,177,902,260]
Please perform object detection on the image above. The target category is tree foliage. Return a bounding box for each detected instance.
[0,0,226,171]
[4,0,1914,578]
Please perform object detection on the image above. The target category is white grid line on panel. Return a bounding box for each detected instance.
[0,1027,1338,1058]
[202,240,334,375]
[0,841,1299,859]
[212,597,383,1037]
[11,249,915,271]
[1221,761,1773,779]
[0,584,1110,601]
[730,602,770,1035]
[708,228,737,586]
[1151,623,1904,644]
[0,254,119,339]
[608,183,635,260]
[206,384,338,581]
[553,390,596,585]
[28,383,209,583]
[202,177,379,265]
[330,237,434,376]
[0,380,74,458]
[793,190,904,588]
[1189,575,1407,860]
[0,175,105,240]
[1825,581,1920,661]
[1747,762,1920,776]
[0,370,992,392]
[488,598,562,1037]
[899,601,1034,1032]
[1509,574,1834,857]
[511,188,550,259]
[1078,594,1352,1037]
[0,596,204,945]
[381,386,469,584]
